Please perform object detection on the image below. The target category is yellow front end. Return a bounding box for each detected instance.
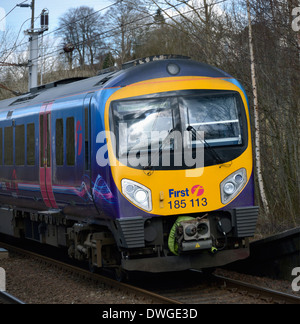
[104,76,253,216]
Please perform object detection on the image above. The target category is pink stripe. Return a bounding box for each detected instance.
[39,102,58,209]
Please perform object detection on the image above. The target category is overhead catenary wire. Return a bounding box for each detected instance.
[0,82,21,95]
[0,0,296,98]
[0,0,124,58]
[0,61,26,67]
[0,0,295,67]
[27,0,298,92]
[42,0,124,39]
[0,0,128,96]
[0,0,200,95]
[5,0,229,62]
[0,0,29,25]
[0,17,34,66]
[0,0,223,59]
[29,0,221,65]
[1,0,296,81]
[1,0,237,77]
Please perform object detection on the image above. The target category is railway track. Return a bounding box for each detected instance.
[1,240,300,304]
[0,241,178,304]
[151,272,300,304]
[214,274,300,304]
[0,291,25,304]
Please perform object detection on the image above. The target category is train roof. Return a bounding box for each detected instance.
[0,56,234,112]
[0,70,120,111]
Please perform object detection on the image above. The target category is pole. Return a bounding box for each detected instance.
[18,0,47,91]
[27,0,38,91]
[31,0,35,30]
[28,33,38,90]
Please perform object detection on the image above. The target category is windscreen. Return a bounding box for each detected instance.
[110,91,245,169]
[111,98,176,157]
[181,94,242,147]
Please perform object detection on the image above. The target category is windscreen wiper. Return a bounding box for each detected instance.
[143,128,175,175]
[186,125,224,164]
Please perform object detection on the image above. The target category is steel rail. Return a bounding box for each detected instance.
[213,274,300,304]
[0,291,25,304]
[3,240,299,304]
[147,270,300,304]
[0,241,180,304]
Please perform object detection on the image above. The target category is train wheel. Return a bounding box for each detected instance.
[88,258,97,273]
[202,267,216,277]
[113,266,126,282]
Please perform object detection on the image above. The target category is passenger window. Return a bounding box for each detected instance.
[56,119,64,166]
[4,126,13,165]
[66,117,75,166]
[27,123,35,166]
[15,125,25,165]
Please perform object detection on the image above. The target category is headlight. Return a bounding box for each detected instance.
[223,182,236,195]
[220,168,247,204]
[121,179,152,211]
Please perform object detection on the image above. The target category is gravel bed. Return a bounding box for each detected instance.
[215,268,297,296]
[1,252,297,304]
[0,253,153,304]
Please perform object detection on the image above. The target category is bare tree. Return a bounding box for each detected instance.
[56,6,105,68]
[146,0,225,64]
[0,27,28,99]
[105,0,149,65]
[246,0,270,217]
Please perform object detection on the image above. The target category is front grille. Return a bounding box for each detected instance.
[116,217,145,248]
[235,206,259,237]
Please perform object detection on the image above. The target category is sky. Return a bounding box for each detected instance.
[0,0,112,35]
[0,0,226,63]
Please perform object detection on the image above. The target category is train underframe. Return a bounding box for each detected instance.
[0,206,258,275]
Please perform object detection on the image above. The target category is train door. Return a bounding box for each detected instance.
[83,93,93,174]
[51,101,84,207]
[49,94,94,213]
[81,92,94,199]
[39,102,58,209]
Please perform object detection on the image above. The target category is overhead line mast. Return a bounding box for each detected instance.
[17,1,49,92]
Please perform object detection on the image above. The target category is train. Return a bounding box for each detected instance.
[0,55,258,278]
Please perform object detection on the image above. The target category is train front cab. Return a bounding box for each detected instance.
[105,75,259,273]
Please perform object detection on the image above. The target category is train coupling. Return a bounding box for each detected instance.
[181,239,213,252]
[168,216,214,255]
[179,218,212,252]
[180,218,211,241]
